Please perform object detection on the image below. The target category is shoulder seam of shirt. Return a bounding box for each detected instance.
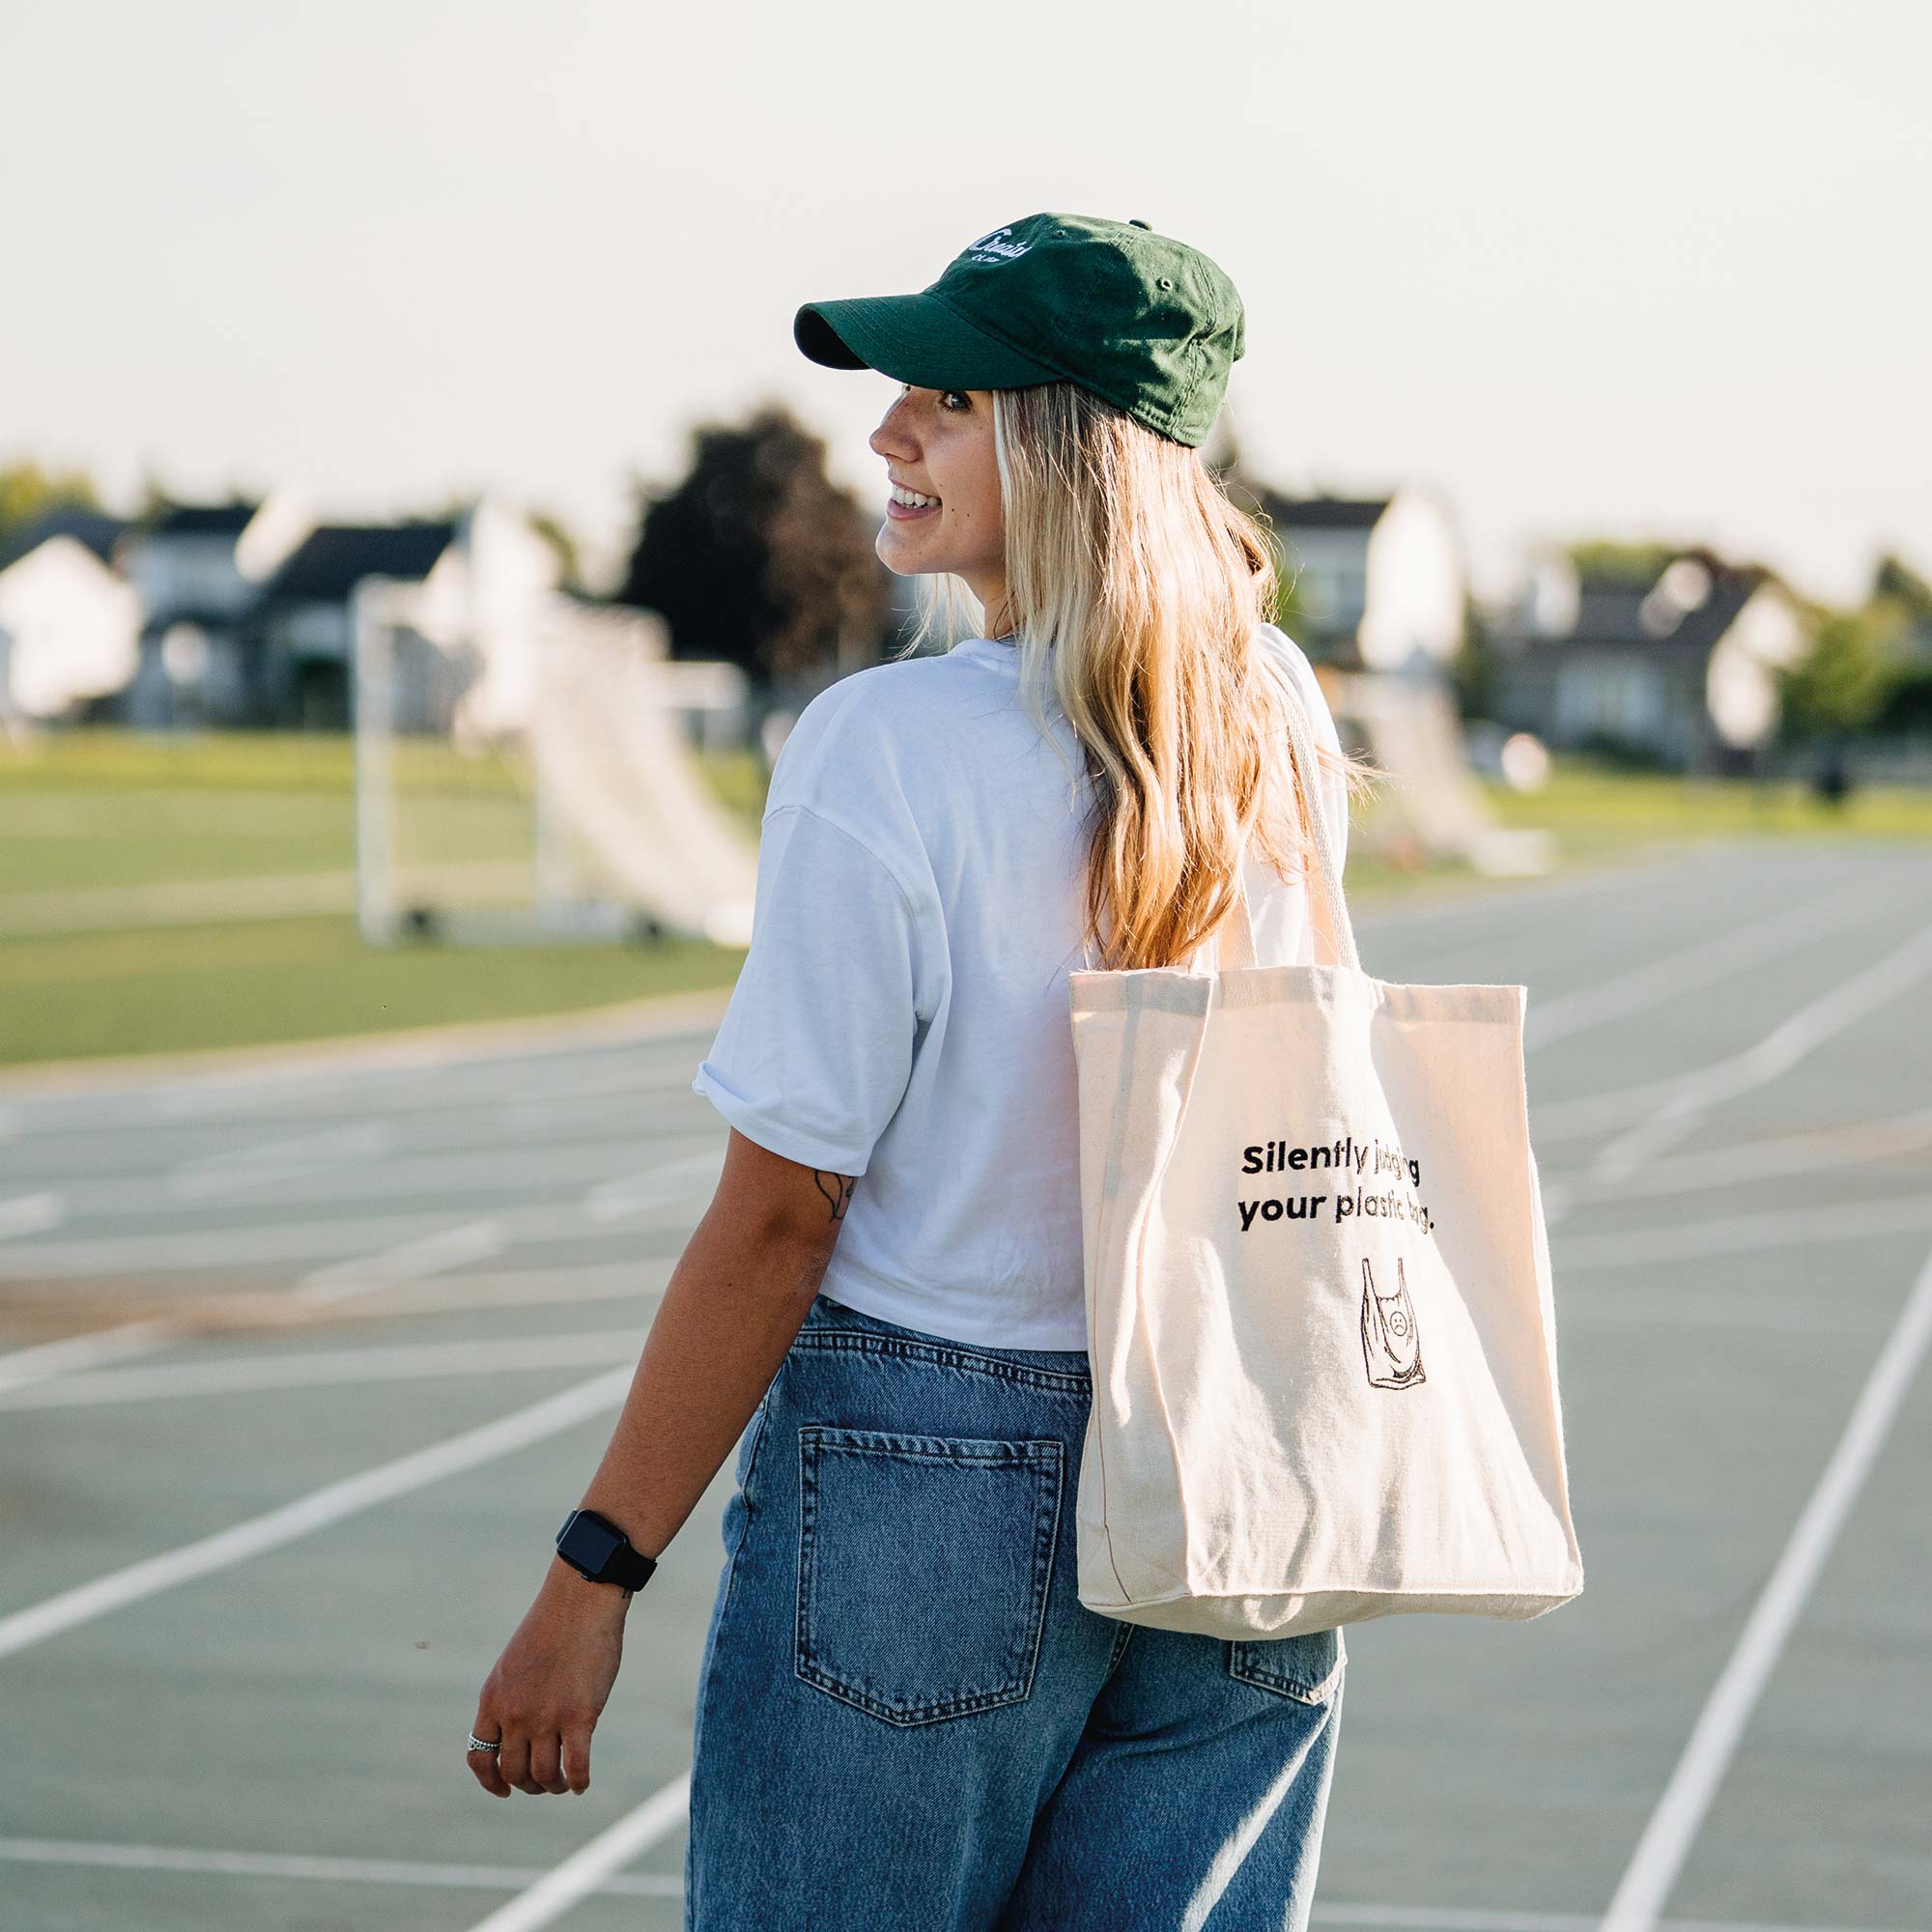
[762,801,937,1017]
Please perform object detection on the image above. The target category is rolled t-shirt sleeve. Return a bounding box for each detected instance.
[691,803,927,1176]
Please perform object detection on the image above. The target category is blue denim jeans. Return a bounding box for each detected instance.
[684,1293,1347,1930]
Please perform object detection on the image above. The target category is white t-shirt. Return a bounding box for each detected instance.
[690,622,1350,1350]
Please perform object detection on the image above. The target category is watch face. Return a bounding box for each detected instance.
[560,1511,624,1576]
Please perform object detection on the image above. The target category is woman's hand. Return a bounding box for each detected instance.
[467,1559,632,1799]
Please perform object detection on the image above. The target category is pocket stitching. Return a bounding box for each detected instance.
[790,1327,1093,1396]
[794,1426,1064,1728]
[1226,1628,1348,1706]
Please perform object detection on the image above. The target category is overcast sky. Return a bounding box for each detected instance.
[3,0,1925,605]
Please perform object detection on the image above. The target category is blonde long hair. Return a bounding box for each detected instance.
[898,382,1381,971]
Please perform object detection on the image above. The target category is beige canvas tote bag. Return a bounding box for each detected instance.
[1066,658,1584,1638]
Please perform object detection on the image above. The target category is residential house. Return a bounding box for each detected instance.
[1258,490,1466,675]
[1491,548,1809,772]
[0,508,140,726]
[252,522,458,728]
[116,497,298,726]
[248,497,559,729]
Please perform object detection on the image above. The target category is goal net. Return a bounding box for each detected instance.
[352,578,758,947]
[1326,669,1558,876]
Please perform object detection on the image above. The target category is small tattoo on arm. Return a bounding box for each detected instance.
[813,1172,857,1223]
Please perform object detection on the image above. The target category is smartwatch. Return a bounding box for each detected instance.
[554,1508,657,1592]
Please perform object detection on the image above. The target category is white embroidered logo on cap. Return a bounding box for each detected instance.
[964,226,1031,263]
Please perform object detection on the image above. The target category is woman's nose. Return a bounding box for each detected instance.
[868,397,919,462]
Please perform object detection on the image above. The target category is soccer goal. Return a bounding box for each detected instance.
[351,578,759,948]
[1327,669,1558,877]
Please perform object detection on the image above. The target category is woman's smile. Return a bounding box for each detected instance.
[885,480,942,522]
[869,385,1005,604]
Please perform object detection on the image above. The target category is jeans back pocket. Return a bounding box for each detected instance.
[1226,1625,1348,1705]
[795,1426,1064,1727]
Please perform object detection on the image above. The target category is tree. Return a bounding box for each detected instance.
[613,403,889,684]
[1447,594,1499,720]
[1866,554,1932,732]
[0,458,101,541]
[131,467,177,525]
[1872,553,1932,622]
[1562,539,1687,584]
[1776,601,1909,744]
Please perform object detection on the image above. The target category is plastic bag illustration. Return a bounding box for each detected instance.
[1360,1254,1426,1390]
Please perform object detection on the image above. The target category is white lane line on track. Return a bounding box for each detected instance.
[465,1776,692,1932]
[0,1368,630,1661]
[0,1216,514,1395]
[0,1319,176,1396]
[1523,884,1899,1052]
[582,1148,724,1223]
[1598,1237,1932,1932]
[167,1122,393,1200]
[1527,1077,1715,1145]
[145,1052,701,1126]
[502,1089,662,1134]
[111,996,723,1117]
[1317,1916,1902,1932]
[359,1261,671,1320]
[297,1218,506,1304]
[1588,922,1932,1185]
[0,1186,704,1281]
[1530,923,1932,1151]
[0,1135,700,1395]
[1545,1105,1932,1206]
[39,1130,700,1221]
[1554,1193,1932,1269]
[12,1844,1874,1932]
[1321,1916,1887,1932]
[0,1055,695,1145]
[0,1836,680,1897]
[1555,1293,1892,1336]
[0,1192,63,1240]
[1351,844,1727,935]
[0,1329,643,1410]
[0,1269,666,1402]
[0,1209,507,1281]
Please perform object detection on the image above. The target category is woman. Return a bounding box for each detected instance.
[467,212,1379,1930]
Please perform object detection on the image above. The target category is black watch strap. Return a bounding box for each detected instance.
[555,1508,657,1592]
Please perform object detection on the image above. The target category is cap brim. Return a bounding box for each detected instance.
[794,292,1062,390]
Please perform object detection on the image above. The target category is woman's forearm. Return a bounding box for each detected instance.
[570,1190,841,1568]
[468,1143,851,1799]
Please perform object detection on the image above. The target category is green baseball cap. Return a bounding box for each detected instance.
[794,213,1244,448]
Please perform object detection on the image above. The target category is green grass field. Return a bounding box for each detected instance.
[1,727,1925,1068]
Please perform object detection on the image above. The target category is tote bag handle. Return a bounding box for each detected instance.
[1207,654,1362,975]
[1271,653,1361,973]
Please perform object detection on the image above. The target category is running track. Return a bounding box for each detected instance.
[2,836,1928,1931]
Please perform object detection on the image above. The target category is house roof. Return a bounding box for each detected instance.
[260,523,457,604]
[0,505,128,574]
[1519,552,1770,662]
[1260,494,1392,533]
[147,499,261,538]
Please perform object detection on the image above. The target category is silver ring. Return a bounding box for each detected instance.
[467,1734,501,1753]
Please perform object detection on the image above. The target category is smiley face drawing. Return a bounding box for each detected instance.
[1360,1255,1426,1390]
